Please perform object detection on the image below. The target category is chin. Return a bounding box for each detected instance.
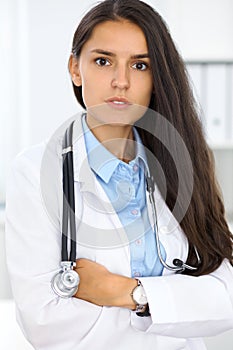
[87,103,148,127]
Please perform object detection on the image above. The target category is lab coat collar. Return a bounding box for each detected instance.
[72,113,95,189]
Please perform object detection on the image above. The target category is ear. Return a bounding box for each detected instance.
[68,54,82,87]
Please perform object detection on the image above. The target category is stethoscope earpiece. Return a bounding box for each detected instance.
[173,258,184,268]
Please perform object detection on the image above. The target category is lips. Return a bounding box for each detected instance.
[105,96,132,109]
[106,96,131,105]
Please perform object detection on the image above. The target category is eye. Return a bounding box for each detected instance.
[95,57,111,66]
[132,62,149,71]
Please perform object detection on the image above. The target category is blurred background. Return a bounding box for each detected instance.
[0,0,233,349]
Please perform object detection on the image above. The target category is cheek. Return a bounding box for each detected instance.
[81,69,109,107]
[145,78,154,102]
[137,77,153,105]
[81,77,98,106]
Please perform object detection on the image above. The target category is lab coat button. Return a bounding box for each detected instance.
[135,239,142,245]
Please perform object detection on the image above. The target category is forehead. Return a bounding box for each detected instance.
[82,20,148,55]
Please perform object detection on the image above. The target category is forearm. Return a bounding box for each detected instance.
[104,273,138,309]
[74,258,138,309]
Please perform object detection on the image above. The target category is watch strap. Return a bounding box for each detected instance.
[136,303,151,317]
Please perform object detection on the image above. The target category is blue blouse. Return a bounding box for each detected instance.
[82,115,166,278]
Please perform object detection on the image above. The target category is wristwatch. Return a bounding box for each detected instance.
[131,279,150,317]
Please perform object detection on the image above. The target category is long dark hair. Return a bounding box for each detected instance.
[70,0,233,275]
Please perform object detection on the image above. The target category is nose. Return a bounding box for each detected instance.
[111,64,130,90]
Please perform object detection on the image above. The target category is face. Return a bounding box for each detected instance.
[69,20,153,128]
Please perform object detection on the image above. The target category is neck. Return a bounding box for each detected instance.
[86,115,136,163]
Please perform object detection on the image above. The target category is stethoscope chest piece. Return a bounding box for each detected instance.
[51,263,80,298]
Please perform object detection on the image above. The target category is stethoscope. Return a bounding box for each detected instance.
[51,120,80,298]
[51,120,201,298]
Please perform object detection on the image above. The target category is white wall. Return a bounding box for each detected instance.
[150,0,233,60]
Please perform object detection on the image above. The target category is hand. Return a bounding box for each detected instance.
[74,258,137,309]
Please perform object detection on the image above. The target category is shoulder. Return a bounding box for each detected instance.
[12,141,47,168]
[8,113,84,187]
[8,141,47,183]
[9,139,59,177]
[7,134,63,191]
[9,112,85,173]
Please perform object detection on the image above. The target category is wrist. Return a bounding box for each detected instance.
[131,279,150,316]
[107,274,138,309]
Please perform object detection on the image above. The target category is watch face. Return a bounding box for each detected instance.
[133,285,147,305]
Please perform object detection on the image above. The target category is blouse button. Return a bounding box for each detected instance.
[134,272,141,277]
[135,239,142,245]
[131,209,138,215]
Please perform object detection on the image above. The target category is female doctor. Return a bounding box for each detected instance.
[5,0,233,349]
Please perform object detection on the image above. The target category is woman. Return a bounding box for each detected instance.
[5,0,233,349]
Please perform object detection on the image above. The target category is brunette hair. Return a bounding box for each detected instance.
[70,0,233,275]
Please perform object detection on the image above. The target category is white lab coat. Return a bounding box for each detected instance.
[5,113,233,350]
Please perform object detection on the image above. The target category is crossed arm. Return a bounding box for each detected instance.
[74,258,138,309]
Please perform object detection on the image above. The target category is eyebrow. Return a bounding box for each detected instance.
[90,49,150,59]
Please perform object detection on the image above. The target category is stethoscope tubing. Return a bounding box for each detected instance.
[147,182,199,272]
[62,121,76,263]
